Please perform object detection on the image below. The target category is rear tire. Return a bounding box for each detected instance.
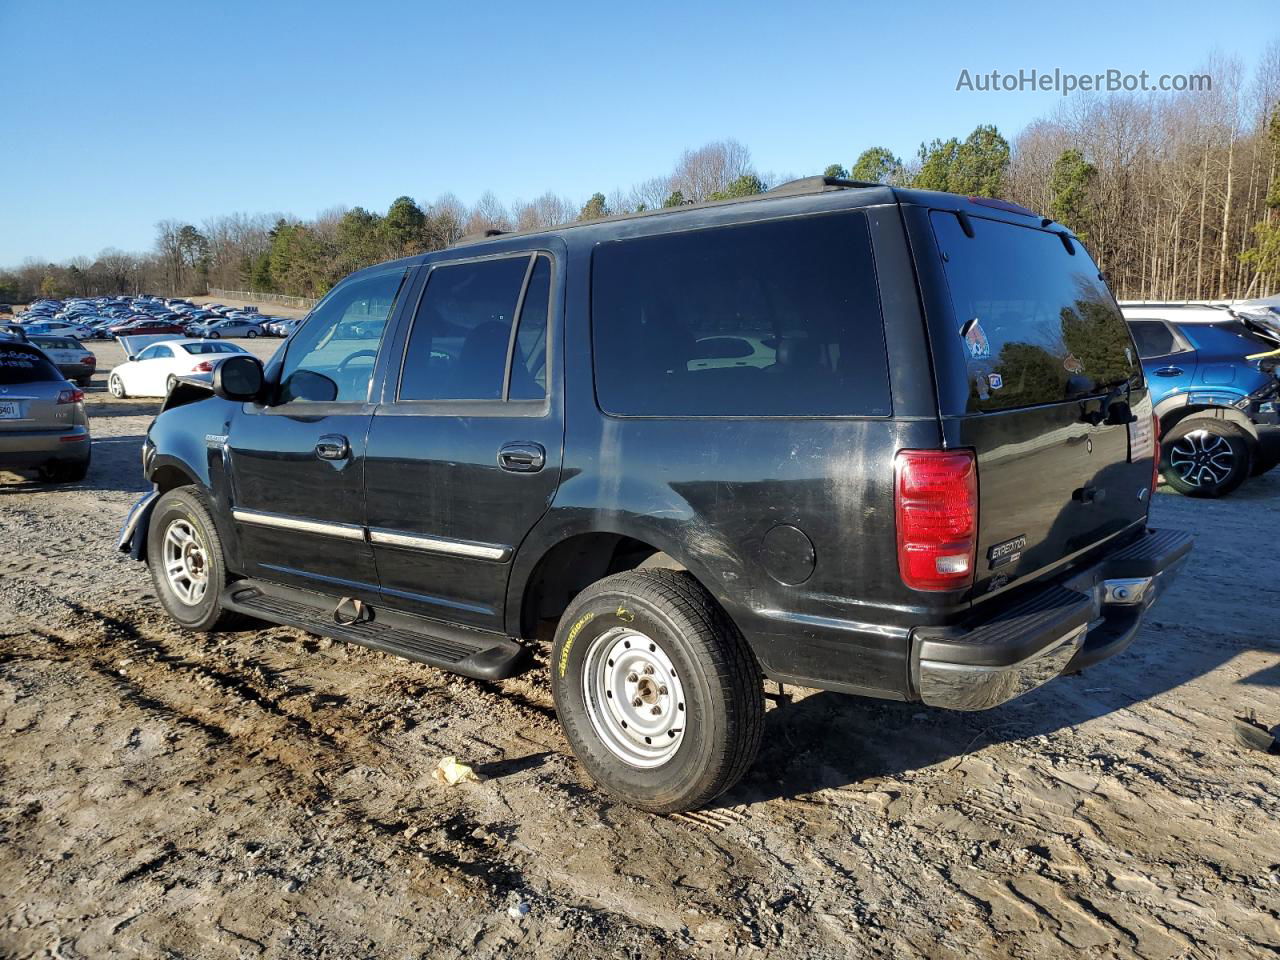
[76,376,92,388]
[108,373,127,398]
[146,487,245,632]
[1161,418,1252,497]
[166,374,178,393]
[550,569,763,813]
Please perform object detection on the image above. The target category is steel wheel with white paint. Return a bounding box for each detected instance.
[147,486,246,631]
[1161,418,1251,498]
[582,626,687,767]
[550,569,764,813]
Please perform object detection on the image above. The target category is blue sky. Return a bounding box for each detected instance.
[2,0,1275,264]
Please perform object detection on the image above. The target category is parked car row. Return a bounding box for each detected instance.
[14,296,295,341]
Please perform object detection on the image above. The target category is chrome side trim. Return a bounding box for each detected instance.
[232,508,366,541]
[367,527,510,562]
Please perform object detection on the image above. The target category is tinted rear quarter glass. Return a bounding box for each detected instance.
[591,212,890,417]
[930,212,1139,412]
[1127,320,1178,359]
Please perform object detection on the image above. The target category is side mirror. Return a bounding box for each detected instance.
[213,354,265,402]
[126,354,137,362]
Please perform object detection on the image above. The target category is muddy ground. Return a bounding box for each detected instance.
[1,341,1278,959]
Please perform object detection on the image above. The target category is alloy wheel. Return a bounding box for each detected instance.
[1168,429,1235,487]
[162,518,209,607]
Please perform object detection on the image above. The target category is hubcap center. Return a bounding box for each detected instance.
[635,676,660,704]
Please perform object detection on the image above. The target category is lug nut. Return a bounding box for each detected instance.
[643,664,655,675]
[658,685,668,695]
[627,672,638,683]
[632,697,643,707]
[650,706,661,716]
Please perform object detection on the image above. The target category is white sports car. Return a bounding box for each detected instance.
[108,338,250,398]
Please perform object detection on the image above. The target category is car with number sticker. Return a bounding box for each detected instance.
[0,341,91,482]
[117,177,1192,812]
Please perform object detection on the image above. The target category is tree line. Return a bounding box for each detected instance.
[4,42,1278,305]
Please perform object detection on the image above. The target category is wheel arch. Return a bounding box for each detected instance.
[1160,403,1259,447]
[508,524,737,642]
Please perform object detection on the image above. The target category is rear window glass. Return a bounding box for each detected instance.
[0,346,62,384]
[31,337,79,350]
[931,212,1139,412]
[591,212,890,417]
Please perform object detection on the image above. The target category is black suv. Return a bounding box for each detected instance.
[119,177,1191,812]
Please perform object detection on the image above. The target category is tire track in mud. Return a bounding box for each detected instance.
[0,575,700,955]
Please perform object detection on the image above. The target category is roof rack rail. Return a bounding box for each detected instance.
[766,175,884,196]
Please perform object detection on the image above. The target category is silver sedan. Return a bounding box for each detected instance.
[0,343,91,482]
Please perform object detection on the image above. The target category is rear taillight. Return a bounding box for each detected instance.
[192,361,214,372]
[84,355,96,366]
[56,387,84,404]
[1151,414,1161,492]
[895,449,978,591]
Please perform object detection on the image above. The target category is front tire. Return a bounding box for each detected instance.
[246,329,258,338]
[146,487,244,631]
[1162,418,1252,497]
[550,570,763,813]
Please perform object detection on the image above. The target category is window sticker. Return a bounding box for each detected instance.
[963,318,990,359]
[988,373,1003,390]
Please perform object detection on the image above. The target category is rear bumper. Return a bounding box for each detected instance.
[910,528,1193,710]
[0,427,90,468]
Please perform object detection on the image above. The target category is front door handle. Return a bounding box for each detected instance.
[1154,366,1184,377]
[315,434,350,461]
[498,442,545,473]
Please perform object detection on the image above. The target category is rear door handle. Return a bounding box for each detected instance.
[315,434,350,460]
[498,442,545,473]
[1154,367,1183,377]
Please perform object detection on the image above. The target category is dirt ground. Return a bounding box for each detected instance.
[1,341,1278,959]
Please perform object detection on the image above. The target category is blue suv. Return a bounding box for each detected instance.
[1123,304,1280,497]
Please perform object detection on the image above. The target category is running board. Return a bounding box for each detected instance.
[221,579,529,681]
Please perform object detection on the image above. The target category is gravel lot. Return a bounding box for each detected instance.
[1,340,1278,959]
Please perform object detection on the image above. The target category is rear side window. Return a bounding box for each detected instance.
[591,212,889,417]
[1127,320,1183,359]
[185,342,244,355]
[32,338,78,350]
[0,346,61,384]
[932,212,1139,412]
[399,253,550,402]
